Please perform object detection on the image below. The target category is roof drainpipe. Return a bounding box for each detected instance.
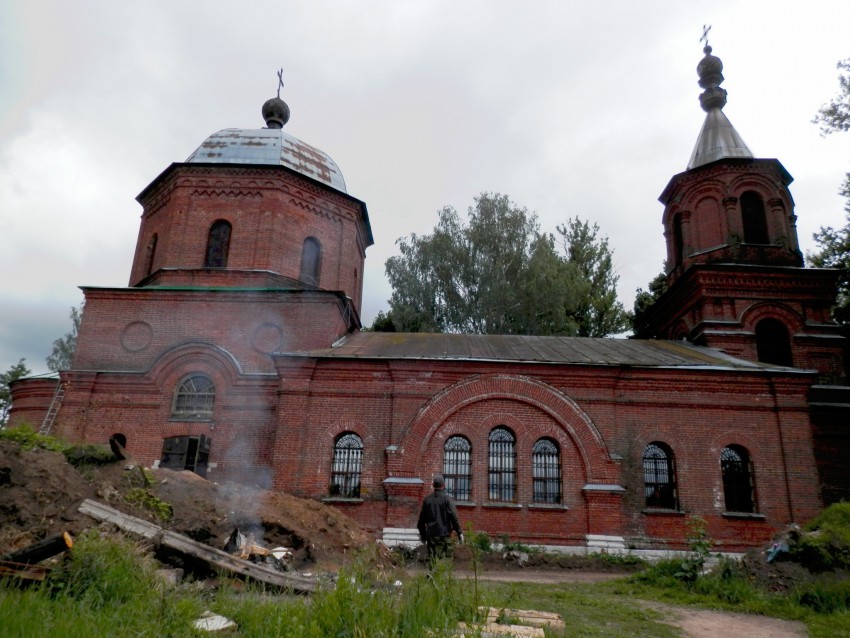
[767,374,795,523]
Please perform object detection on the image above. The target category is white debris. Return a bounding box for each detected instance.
[193,611,237,632]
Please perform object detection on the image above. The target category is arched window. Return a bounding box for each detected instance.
[330,432,362,498]
[145,234,158,276]
[172,375,215,419]
[299,237,322,285]
[721,445,755,513]
[532,438,561,504]
[672,214,684,267]
[741,191,769,244]
[443,436,471,501]
[204,220,232,267]
[643,442,678,509]
[755,318,793,367]
[488,427,516,502]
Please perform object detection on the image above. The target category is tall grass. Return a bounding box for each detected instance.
[1,533,479,638]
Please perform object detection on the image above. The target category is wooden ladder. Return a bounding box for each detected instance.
[39,382,65,435]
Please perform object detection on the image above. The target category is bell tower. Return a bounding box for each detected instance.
[643,41,846,383]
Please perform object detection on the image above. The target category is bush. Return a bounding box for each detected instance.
[793,575,850,613]
[790,503,850,571]
[0,424,66,452]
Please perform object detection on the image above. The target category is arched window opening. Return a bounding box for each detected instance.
[672,214,684,267]
[172,375,215,420]
[755,318,793,367]
[204,220,232,267]
[488,427,516,502]
[443,436,472,501]
[299,237,322,286]
[532,438,561,504]
[741,191,769,244]
[109,433,128,459]
[145,234,158,276]
[160,435,211,477]
[330,432,362,498]
[643,442,678,509]
[721,445,756,513]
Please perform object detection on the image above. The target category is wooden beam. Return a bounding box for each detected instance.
[78,499,317,593]
[1,532,73,565]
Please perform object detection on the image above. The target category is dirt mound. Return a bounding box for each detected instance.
[0,439,372,571]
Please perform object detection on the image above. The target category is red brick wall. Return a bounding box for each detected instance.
[131,165,370,314]
[268,355,822,552]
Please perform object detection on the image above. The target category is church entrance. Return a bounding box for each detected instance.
[160,435,211,477]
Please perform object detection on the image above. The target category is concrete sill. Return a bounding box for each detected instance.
[482,502,523,510]
[641,508,685,516]
[321,497,364,505]
[528,504,568,511]
[721,511,766,520]
[455,501,476,508]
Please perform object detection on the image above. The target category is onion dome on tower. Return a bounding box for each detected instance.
[687,44,754,169]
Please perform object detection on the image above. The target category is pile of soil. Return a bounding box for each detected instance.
[0,439,372,572]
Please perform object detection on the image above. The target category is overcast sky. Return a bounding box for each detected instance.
[1,1,849,376]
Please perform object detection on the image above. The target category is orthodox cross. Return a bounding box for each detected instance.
[276,68,284,98]
[700,24,712,47]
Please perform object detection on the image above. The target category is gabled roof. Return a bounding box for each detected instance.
[281,331,800,372]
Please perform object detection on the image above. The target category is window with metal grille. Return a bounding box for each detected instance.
[532,438,561,504]
[204,220,232,267]
[172,375,215,419]
[721,445,755,513]
[330,432,362,498]
[443,436,472,501]
[488,427,516,502]
[643,442,677,509]
[299,237,321,286]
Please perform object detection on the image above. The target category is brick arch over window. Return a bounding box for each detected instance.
[147,342,245,393]
[739,302,802,337]
[395,374,616,484]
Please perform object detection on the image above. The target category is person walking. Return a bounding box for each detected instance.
[417,474,463,563]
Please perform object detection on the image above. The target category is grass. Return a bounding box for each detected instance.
[3,531,850,637]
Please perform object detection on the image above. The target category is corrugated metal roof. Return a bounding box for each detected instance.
[186,128,347,193]
[284,332,780,371]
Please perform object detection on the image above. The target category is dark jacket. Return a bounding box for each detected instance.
[417,489,461,541]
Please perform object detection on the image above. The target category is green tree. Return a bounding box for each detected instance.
[0,358,31,427]
[556,217,630,337]
[384,193,627,336]
[632,268,669,338]
[46,304,83,372]
[809,58,850,325]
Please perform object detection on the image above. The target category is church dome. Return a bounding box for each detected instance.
[185,128,347,193]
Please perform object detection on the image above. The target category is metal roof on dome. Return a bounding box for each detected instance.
[185,127,347,193]
[687,108,753,169]
[686,41,754,170]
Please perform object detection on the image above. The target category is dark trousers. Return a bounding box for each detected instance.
[426,536,451,563]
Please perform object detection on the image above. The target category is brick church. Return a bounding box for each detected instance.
[10,45,849,554]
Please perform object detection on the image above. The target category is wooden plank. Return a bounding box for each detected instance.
[458,621,545,637]
[481,607,565,629]
[78,500,163,541]
[0,560,49,581]
[78,499,317,593]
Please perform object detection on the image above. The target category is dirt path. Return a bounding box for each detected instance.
[456,570,808,638]
[649,603,807,638]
